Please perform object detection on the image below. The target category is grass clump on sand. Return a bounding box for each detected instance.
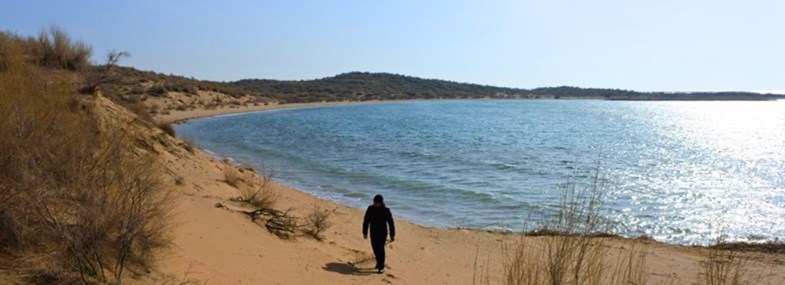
[698,234,781,285]
[224,165,278,210]
[475,168,652,285]
[224,166,244,188]
[223,165,300,238]
[701,246,748,285]
[304,206,333,241]
[0,29,172,284]
[480,166,781,285]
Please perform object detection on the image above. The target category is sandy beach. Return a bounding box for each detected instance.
[154,94,423,124]
[145,101,785,284]
[158,101,351,124]
[3,9,782,284]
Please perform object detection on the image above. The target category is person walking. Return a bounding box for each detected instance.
[363,194,395,274]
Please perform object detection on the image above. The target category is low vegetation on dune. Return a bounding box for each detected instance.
[303,206,333,241]
[220,164,334,241]
[4,26,92,72]
[0,29,172,284]
[226,165,279,210]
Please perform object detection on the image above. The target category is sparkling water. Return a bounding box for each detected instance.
[176,100,785,245]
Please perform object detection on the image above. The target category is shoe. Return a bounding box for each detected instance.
[378,268,384,274]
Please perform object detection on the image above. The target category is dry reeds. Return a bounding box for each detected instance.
[498,168,651,285]
[701,247,748,285]
[699,232,761,285]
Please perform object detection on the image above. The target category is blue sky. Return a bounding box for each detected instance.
[1,0,783,92]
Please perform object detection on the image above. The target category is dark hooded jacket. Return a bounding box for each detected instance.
[363,203,395,238]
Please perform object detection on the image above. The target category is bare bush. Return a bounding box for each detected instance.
[82,49,130,94]
[0,34,171,283]
[304,206,333,241]
[223,165,295,239]
[224,164,278,210]
[24,26,93,71]
[239,167,278,210]
[245,208,299,239]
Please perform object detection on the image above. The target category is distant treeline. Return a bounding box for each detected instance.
[232,72,527,102]
[232,72,784,103]
[106,68,783,103]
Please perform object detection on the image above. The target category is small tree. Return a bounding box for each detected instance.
[81,49,130,94]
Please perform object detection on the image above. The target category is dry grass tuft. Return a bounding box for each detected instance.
[701,248,748,285]
[223,165,299,239]
[225,165,278,210]
[224,166,244,188]
[304,206,333,241]
[494,167,652,285]
[0,27,91,71]
[240,167,278,210]
[697,232,775,285]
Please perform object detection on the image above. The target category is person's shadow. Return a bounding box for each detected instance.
[322,262,377,276]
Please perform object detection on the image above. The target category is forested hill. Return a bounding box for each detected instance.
[231,72,784,103]
[104,68,783,104]
[231,72,527,102]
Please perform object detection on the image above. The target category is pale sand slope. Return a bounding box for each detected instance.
[151,91,417,123]
[158,101,347,124]
[141,102,785,284]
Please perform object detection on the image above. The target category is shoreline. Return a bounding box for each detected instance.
[159,97,785,125]
[150,98,785,284]
[159,99,426,124]
[165,99,782,247]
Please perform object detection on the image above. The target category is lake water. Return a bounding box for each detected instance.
[176,100,785,245]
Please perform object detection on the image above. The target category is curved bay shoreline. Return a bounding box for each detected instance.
[156,99,785,284]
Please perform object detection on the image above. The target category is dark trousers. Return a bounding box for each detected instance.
[370,234,387,270]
